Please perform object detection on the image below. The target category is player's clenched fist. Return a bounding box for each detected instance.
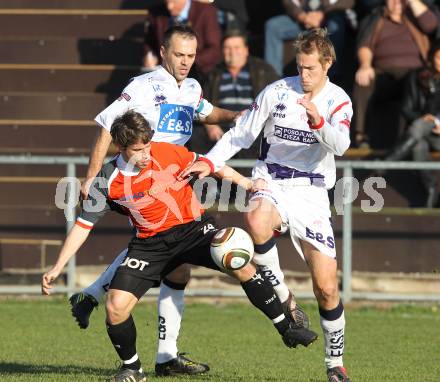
[297,97,321,126]
[41,268,60,295]
[251,178,268,193]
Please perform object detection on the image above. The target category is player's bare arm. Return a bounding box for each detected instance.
[204,123,224,141]
[178,160,211,180]
[203,106,240,124]
[41,225,91,295]
[216,165,253,191]
[82,126,112,198]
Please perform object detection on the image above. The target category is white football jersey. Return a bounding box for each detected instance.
[95,66,214,146]
[206,76,352,189]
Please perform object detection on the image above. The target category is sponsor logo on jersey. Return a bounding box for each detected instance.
[152,84,164,92]
[272,103,286,118]
[249,101,259,111]
[117,92,131,101]
[119,191,146,202]
[154,94,167,106]
[277,91,288,101]
[157,104,194,135]
[274,126,318,144]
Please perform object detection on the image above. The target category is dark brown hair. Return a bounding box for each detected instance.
[293,28,336,67]
[222,29,248,46]
[110,111,154,148]
[163,24,197,50]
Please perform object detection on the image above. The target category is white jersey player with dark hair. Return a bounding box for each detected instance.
[181,28,352,382]
[69,24,310,377]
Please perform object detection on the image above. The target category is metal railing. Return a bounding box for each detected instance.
[1,155,440,301]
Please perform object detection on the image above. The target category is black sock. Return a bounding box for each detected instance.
[241,271,289,334]
[106,315,141,371]
[319,300,344,321]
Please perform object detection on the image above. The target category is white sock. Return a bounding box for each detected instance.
[253,245,290,303]
[320,306,345,369]
[123,354,142,373]
[156,281,185,364]
[83,248,128,302]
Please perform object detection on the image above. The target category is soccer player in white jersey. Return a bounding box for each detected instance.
[180,28,352,382]
[69,25,309,376]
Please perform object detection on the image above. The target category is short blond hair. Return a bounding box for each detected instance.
[293,28,336,67]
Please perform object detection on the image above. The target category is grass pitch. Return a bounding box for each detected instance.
[0,298,439,381]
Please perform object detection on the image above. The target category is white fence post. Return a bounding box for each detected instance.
[342,164,353,303]
[65,163,77,296]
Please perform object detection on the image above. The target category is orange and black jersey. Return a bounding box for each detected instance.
[76,142,203,238]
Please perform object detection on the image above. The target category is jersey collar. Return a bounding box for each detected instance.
[157,65,188,88]
[295,76,330,101]
[116,154,141,176]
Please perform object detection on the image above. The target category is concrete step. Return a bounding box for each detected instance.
[0,38,143,65]
[0,64,139,92]
[0,10,147,39]
[0,92,109,119]
[0,120,97,152]
[0,0,155,9]
[2,267,439,298]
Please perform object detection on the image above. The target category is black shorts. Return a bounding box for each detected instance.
[110,213,220,299]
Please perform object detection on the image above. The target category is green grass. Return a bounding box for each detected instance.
[1,298,439,381]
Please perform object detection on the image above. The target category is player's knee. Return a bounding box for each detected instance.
[244,212,273,240]
[313,282,338,305]
[165,263,191,284]
[232,263,257,283]
[106,293,130,324]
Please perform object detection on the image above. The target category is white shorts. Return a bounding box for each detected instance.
[250,182,336,261]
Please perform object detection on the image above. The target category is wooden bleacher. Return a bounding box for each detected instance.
[0,238,62,270]
[0,3,148,270]
[0,64,140,92]
[0,0,151,9]
[0,4,147,152]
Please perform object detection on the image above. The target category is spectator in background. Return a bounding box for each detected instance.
[353,0,438,148]
[197,0,249,32]
[355,0,385,22]
[383,39,440,207]
[143,0,222,78]
[212,0,249,32]
[190,29,279,158]
[264,0,354,78]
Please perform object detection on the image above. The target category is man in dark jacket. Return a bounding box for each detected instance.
[190,29,279,158]
[143,0,222,78]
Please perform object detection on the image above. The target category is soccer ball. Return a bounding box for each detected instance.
[210,227,254,271]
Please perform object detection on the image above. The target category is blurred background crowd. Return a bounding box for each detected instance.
[138,0,440,206]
